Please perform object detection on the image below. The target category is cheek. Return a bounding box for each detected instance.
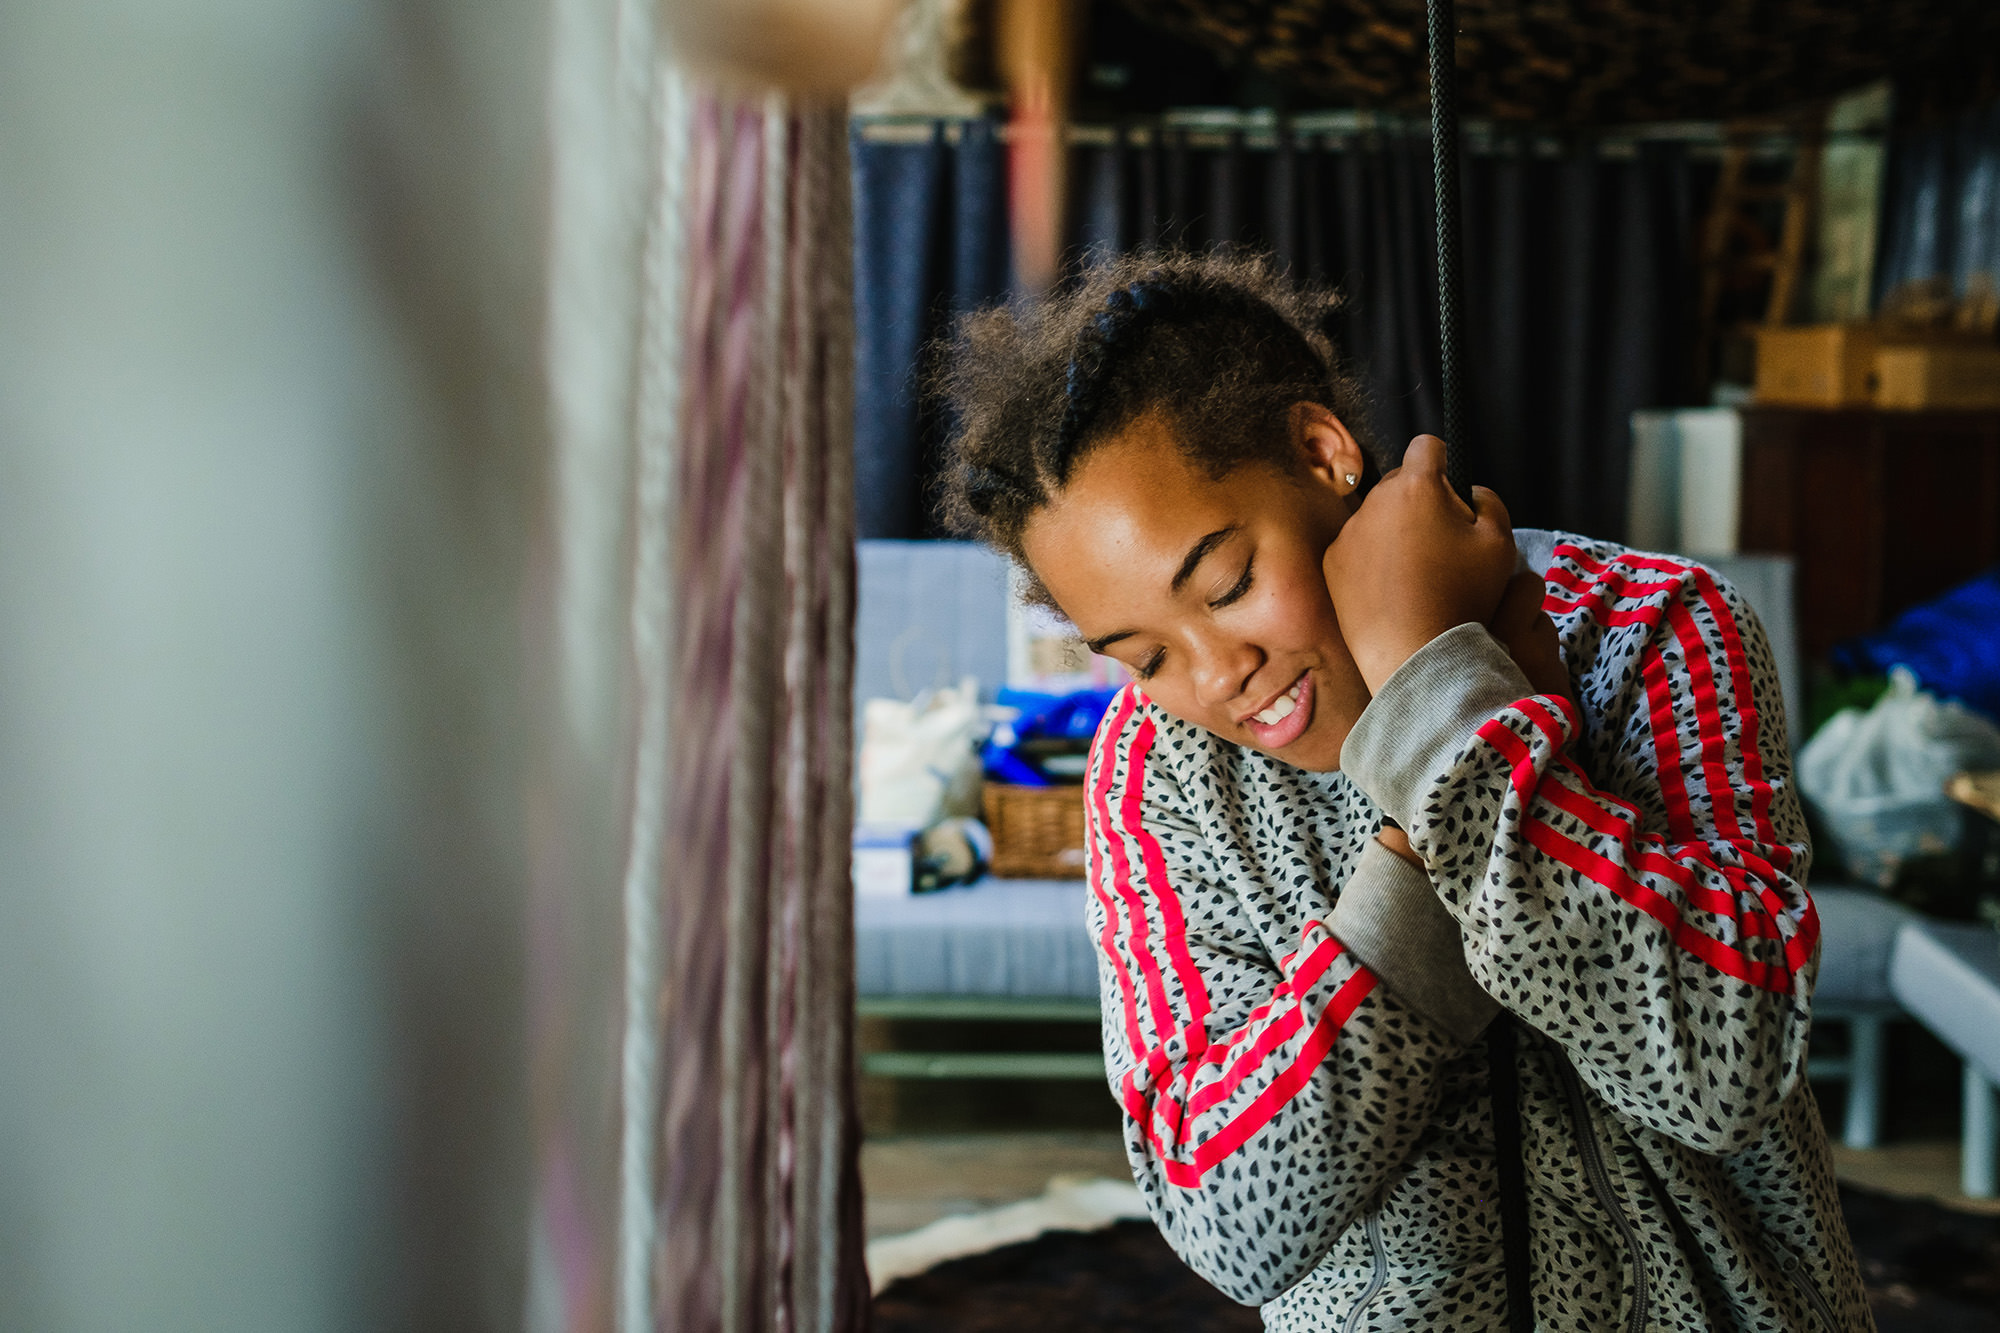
[1250,560,1344,648]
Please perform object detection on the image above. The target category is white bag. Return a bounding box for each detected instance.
[1798,667,2000,886]
[857,677,986,828]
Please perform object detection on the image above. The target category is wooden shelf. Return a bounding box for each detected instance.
[1738,407,2000,659]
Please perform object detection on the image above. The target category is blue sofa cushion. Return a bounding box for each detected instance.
[855,878,1097,999]
[1811,882,1918,1009]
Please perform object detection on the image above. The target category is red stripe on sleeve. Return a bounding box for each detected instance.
[1088,689,1150,1061]
[1662,599,1748,843]
[1592,553,1814,963]
[1477,707,1791,993]
[1089,699,1387,1188]
[1122,716,1215,1063]
[1102,715,1180,1061]
[1546,547,1816,966]
[1641,645,1699,842]
[1150,969,1380,1187]
[1514,693,1795,955]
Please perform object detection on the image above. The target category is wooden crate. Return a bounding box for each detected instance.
[1753,324,1879,406]
[982,782,1088,878]
[1875,343,2000,410]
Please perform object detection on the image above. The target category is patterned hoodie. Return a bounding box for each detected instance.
[1082,530,1871,1331]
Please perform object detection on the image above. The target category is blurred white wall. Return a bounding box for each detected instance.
[0,1,546,1328]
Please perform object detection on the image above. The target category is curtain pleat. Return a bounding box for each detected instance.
[535,5,866,1329]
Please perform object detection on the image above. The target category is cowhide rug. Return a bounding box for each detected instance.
[871,1181,2000,1332]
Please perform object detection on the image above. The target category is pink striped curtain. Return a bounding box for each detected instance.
[529,3,866,1329]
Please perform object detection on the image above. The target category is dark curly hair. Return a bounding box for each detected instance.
[933,251,1389,605]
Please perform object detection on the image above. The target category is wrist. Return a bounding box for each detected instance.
[1375,825,1423,867]
[1355,625,1455,695]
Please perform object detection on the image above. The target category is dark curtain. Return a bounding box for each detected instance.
[851,118,1010,538]
[1876,97,2000,305]
[854,118,1704,541]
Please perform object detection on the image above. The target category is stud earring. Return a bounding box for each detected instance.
[1344,472,1358,488]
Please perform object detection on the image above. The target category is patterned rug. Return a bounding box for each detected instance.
[873,1186,2000,1332]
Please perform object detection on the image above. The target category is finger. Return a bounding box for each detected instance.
[1519,612,1571,701]
[1469,485,1514,533]
[1400,434,1448,479]
[1488,570,1545,638]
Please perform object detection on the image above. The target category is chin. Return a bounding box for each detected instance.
[1265,739,1343,773]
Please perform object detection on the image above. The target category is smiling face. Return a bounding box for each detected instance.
[1020,406,1372,772]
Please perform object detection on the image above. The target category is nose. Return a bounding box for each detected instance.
[1188,628,1261,710]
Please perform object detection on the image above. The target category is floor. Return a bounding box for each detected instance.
[863,1132,1129,1239]
[863,1133,1999,1240]
[862,1058,2000,1241]
[1829,1142,2000,1217]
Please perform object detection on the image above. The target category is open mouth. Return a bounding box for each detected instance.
[1243,672,1314,750]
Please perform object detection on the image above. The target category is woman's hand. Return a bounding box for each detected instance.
[1375,823,1423,867]
[1322,435,1518,695]
[1489,569,1571,703]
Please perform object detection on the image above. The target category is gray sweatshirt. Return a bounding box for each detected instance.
[1082,530,1870,1331]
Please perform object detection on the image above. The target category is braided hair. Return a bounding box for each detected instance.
[935,251,1386,606]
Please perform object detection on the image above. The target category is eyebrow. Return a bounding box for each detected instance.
[1171,526,1240,594]
[1081,525,1241,656]
[1084,628,1135,655]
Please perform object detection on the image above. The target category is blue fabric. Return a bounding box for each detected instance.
[850,119,1009,539]
[1830,566,2000,721]
[1876,98,2000,305]
[854,878,1098,998]
[983,686,1123,784]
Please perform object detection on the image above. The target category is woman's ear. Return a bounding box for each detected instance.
[1290,402,1367,500]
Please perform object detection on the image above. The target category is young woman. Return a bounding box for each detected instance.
[937,253,1869,1331]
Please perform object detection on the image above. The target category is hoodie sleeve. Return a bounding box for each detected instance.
[1341,540,1817,1157]
[1084,687,1497,1305]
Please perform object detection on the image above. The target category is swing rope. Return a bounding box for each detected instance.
[1427,4,1531,1328]
[1426,0,1471,505]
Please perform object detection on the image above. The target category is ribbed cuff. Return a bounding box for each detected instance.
[1340,623,1533,830]
[1330,839,1499,1045]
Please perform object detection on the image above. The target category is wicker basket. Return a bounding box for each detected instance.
[982,782,1089,879]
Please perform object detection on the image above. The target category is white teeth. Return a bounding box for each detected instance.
[1253,679,1306,727]
[1256,694,1297,725]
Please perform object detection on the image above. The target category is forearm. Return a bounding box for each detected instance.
[1109,951,1458,1304]
[1344,621,1816,1153]
[1100,846,1494,1303]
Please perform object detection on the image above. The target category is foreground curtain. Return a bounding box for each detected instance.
[530,2,867,1329]
[853,116,1702,541]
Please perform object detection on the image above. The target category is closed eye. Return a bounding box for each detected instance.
[1134,647,1167,680]
[1208,557,1254,609]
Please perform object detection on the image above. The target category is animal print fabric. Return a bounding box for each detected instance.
[1082,531,1872,1331]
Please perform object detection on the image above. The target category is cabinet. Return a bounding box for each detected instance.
[1737,408,2000,659]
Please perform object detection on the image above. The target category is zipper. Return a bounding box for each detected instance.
[1769,1238,1838,1331]
[1551,1057,1650,1333]
[1337,1211,1390,1333]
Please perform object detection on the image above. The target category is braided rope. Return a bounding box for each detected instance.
[1427,0,1472,505]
